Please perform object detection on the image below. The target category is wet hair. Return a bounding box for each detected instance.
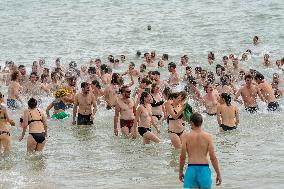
[169,92,180,100]
[244,74,253,80]
[129,62,135,67]
[190,112,203,127]
[69,61,77,68]
[215,64,224,74]
[140,91,150,105]
[100,64,108,72]
[162,87,172,99]
[254,72,264,80]
[18,65,25,69]
[246,49,252,54]
[11,71,19,81]
[111,73,120,85]
[136,50,141,57]
[152,70,160,76]
[151,83,159,93]
[188,76,197,85]
[28,98,37,109]
[92,80,101,89]
[0,92,3,98]
[208,51,215,60]
[140,64,146,72]
[254,36,259,40]
[220,93,231,106]
[204,82,212,93]
[30,72,39,80]
[40,74,48,83]
[88,67,96,74]
[162,54,169,60]
[195,66,202,73]
[51,72,57,80]
[220,75,229,86]
[186,66,192,71]
[120,85,129,94]
[141,78,152,85]
[179,91,188,101]
[168,62,176,69]
[81,82,89,89]
[281,58,284,63]
[222,56,228,60]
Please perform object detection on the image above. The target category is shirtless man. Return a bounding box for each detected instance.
[72,82,97,125]
[7,71,22,109]
[104,73,121,109]
[168,62,180,87]
[24,72,49,98]
[179,113,222,189]
[114,86,136,138]
[234,74,265,113]
[122,62,140,77]
[254,72,279,111]
[18,65,29,86]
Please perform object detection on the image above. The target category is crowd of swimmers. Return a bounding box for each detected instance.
[0,36,283,188]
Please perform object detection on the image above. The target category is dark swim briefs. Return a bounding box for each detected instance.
[138,127,151,136]
[120,119,134,130]
[245,106,259,114]
[219,124,237,131]
[77,113,93,125]
[267,101,279,111]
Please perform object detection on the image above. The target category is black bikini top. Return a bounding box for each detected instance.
[28,109,43,125]
[168,105,183,120]
[151,95,164,107]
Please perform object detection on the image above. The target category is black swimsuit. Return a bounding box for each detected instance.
[28,110,46,144]
[167,105,185,137]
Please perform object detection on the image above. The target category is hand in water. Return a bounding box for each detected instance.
[216,175,222,185]
[114,128,118,136]
[179,173,184,182]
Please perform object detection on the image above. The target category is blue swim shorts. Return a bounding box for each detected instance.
[184,164,212,189]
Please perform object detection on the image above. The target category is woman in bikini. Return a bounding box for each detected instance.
[150,83,165,134]
[0,92,15,154]
[217,93,239,131]
[135,92,160,144]
[19,98,48,153]
[165,92,186,149]
[46,89,70,120]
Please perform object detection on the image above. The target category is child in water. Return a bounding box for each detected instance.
[46,89,70,120]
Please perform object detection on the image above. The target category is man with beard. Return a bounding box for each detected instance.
[114,85,136,138]
[72,82,97,125]
[18,65,29,85]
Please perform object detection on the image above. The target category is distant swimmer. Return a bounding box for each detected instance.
[253,35,259,45]
[217,93,239,131]
[72,82,97,126]
[147,25,151,31]
[179,112,222,188]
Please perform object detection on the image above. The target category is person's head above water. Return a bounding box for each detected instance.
[190,112,203,128]
[253,36,259,45]
[220,93,231,106]
[28,98,37,109]
[254,72,264,84]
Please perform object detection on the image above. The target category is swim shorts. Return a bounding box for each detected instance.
[120,119,134,130]
[184,164,212,189]
[267,101,279,111]
[77,113,93,125]
[7,99,17,110]
[220,124,237,131]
